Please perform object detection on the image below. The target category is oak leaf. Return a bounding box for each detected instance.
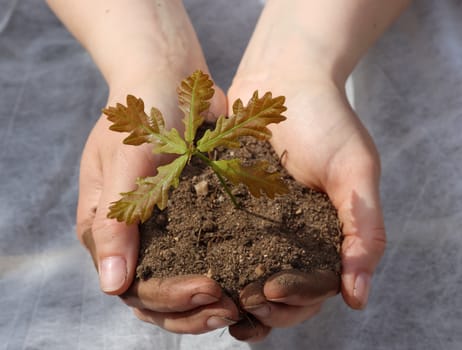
[197,91,286,152]
[107,155,188,223]
[178,70,214,144]
[103,95,159,146]
[212,159,289,199]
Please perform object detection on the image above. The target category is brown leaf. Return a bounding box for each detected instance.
[103,95,160,145]
[108,155,189,224]
[104,95,187,154]
[177,70,214,144]
[197,91,286,152]
[212,159,289,199]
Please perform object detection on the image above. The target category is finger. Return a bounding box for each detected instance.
[92,147,154,295]
[331,163,386,310]
[77,129,104,267]
[206,85,227,122]
[240,280,323,328]
[239,270,338,308]
[120,275,223,312]
[248,301,322,328]
[82,120,155,295]
[263,269,340,305]
[229,317,271,343]
[132,295,239,334]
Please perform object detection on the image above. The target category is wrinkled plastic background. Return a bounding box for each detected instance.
[1,0,461,349]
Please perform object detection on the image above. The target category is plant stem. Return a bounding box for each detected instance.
[194,151,240,208]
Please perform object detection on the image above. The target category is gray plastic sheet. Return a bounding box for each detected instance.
[1,0,461,349]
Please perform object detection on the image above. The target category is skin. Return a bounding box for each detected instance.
[47,0,238,334]
[47,0,412,342]
[227,0,412,340]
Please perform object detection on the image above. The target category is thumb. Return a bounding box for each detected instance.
[77,120,154,295]
[91,212,139,296]
[334,175,386,310]
[91,145,157,295]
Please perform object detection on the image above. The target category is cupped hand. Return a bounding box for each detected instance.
[229,269,339,342]
[77,71,240,334]
[227,75,385,341]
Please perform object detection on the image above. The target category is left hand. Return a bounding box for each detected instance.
[227,74,385,342]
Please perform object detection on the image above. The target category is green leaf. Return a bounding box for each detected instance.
[108,154,189,224]
[197,91,286,152]
[153,128,188,155]
[149,107,188,155]
[178,70,214,144]
[212,159,289,199]
[103,95,159,146]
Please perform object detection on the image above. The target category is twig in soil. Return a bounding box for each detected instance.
[195,151,241,208]
[196,228,202,247]
[240,207,283,225]
[279,149,288,167]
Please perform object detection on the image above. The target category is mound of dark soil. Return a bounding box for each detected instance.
[136,134,342,302]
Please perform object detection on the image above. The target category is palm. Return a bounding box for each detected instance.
[227,79,385,338]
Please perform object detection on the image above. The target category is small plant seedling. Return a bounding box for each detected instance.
[103,70,289,224]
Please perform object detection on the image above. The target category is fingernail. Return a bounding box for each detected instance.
[191,293,219,306]
[207,316,237,330]
[99,256,127,293]
[246,304,271,318]
[353,272,370,308]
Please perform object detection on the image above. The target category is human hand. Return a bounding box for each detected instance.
[222,0,402,339]
[77,74,242,334]
[48,0,243,334]
[227,74,385,341]
[79,79,243,334]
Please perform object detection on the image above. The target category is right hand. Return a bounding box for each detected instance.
[77,73,240,334]
[48,0,242,335]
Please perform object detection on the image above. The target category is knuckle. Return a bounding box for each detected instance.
[373,230,387,249]
[90,216,129,246]
[367,226,387,258]
[76,207,96,240]
[92,216,118,235]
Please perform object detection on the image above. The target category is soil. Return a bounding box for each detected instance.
[136,131,343,302]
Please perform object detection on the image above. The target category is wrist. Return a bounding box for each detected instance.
[234,3,352,91]
[239,0,411,90]
[49,0,205,87]
[232,58,346,102]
